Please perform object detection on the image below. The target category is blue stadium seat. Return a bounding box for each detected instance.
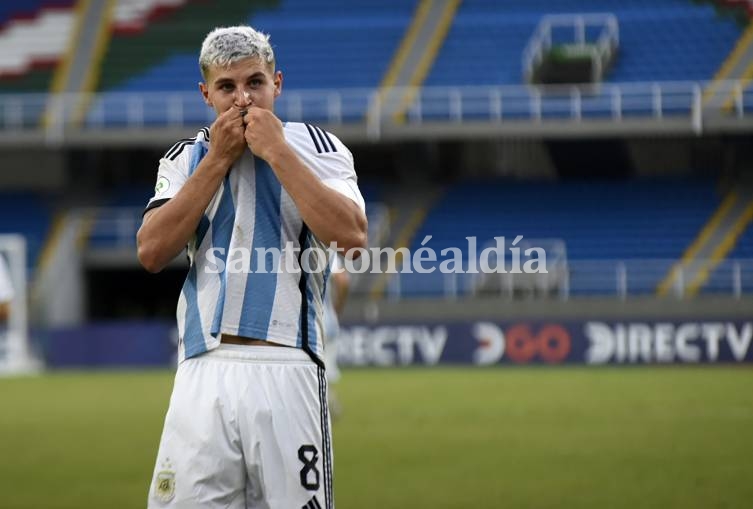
[87,0,741,126]
[426,0,741,87]
[0,192,54,271]
[728,216,753,259]
[87,186,152,249]
[357,179,383,204]
[404,178,720,297]
[88,179,386,250]
[101,0,415,92]
[87,0,416,126]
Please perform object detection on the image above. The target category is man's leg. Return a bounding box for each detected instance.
[238,349,334,509]
[148,356,246,509]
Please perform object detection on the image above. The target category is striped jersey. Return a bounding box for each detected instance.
[144,123,365,364]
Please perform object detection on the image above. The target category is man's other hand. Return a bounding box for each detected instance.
[243,107,287,162]
[208,108,248,166]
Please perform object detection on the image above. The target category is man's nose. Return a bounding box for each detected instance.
[234,89,252,107]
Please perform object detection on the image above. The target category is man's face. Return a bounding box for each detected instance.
[199,57,282,116]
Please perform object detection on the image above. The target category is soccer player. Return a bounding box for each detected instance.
[137,26,367,509]
[0,254,13,363]
[322,256,350,418]
[0,254,13,323]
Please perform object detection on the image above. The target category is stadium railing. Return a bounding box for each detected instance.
[84,202,390,252]
[372,258,753,301]
[521,13,620,83]
[73,208,753,300]
[1,80,752,143]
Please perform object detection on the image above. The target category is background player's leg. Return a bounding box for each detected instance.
[324,338,342,419]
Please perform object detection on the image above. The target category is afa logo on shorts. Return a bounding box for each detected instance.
[154,460,176,502]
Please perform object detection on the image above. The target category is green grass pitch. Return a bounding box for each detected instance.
[0,367,751,508]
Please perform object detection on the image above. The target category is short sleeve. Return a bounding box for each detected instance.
[286,124,366,214]
[320,138,365,214]
[143,137,196,215]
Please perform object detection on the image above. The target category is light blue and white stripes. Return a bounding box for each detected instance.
[175,133,326,363]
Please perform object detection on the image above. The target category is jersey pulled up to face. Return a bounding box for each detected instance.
[145,123,365,363]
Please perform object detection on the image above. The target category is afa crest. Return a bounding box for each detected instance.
[154,469,176,502]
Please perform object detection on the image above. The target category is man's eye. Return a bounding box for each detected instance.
[221,84,234,91]
[250,79,262,87]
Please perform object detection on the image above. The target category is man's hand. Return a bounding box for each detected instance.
[243,107,288,162]
[208,108,247,166]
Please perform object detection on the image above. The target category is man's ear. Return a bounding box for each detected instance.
[274,71,283,98]
[199,82,212,106]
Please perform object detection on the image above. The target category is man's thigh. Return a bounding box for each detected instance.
[148,357,245,509]
[241,360,334,509]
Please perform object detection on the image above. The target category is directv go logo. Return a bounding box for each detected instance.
[473,322,572,364]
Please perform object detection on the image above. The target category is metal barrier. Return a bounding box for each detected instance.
[81,208,753,301]
[2,80,753,142]
[85,202,390,251]
[522,13,620,83]
[365,258,753,300]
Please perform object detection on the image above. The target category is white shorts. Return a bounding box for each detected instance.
[148,344,333,509]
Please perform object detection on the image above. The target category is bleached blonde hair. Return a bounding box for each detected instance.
[199,26,275,80]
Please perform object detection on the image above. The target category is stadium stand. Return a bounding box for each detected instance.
[86,0,415,125]
[0,192,53,271]
[86,177,385,250]
[70,0,744,126]
[112,0,187,35]
[97,0,247,92]
[698,221,753,295]
[87,186,152,250]
[97,0,413,92]
[425,0,742,86]
[0,1,75,92]
[729,222,753,258]
[701,211,753,294]
[95,0,741,93]
[0,1,71,26]
[397,178,721,297]
[1,1,748,301]
[249,0,414,91]
[412,178,718,259]
[716,0,753,18]
[355,179,383,205]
